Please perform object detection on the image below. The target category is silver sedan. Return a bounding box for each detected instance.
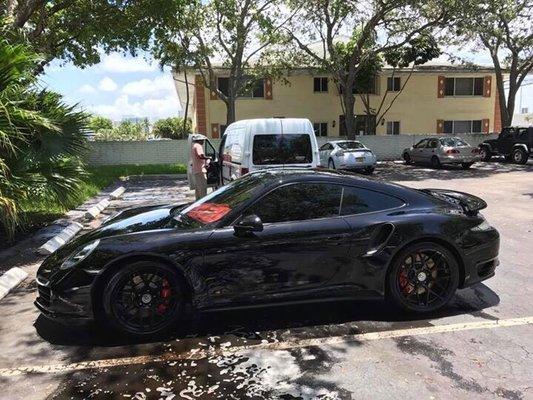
[402,137,481,169]
[319,140,377,173]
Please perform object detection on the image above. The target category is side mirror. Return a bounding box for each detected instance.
[234,214,263,235]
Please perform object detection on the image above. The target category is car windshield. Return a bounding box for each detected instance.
[440,137,469,147]
[171,174,266,229]
[337,141,364,150]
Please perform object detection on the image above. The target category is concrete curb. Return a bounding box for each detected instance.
[85,199,110,220]
[110,186,126,200]
[0,267,28,301]
[37,222,83,255]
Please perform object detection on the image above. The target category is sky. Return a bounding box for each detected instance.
[41,50,533,123]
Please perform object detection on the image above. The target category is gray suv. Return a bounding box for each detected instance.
[402,137,481,169]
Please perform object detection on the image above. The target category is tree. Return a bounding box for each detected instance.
[0,39,87,239]
[457,0,533,128]
[152,117,192,139]
[1,0,186,70]
[94,120,148,141]
[285,0,456,138]
[87,115,113,133]
[158,0,291,126]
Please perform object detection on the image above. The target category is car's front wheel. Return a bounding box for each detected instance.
[387,242,460,313]
[403,153,412,165]
[102,261,184,338]
[512,147,528,164]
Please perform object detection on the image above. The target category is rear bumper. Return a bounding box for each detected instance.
[461,228,500,288]
[440,155,481,164]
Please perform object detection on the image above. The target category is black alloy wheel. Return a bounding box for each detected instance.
[431,156,441,169]
[102,262,183,337]
[388,243,459,313]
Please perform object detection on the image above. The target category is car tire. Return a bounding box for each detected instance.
[430,156,441,169]
[461,162,473,169]
[512,147,528,165]
[101,261,184,338]
[479,147,492,161]
[365,166,375,174]
[387,242,460,314]
[403,153,412,165]
[328,159,336,170]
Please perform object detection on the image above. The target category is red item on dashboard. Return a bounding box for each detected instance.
[186,203,231,224]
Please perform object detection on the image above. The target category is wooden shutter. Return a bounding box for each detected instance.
[436,119,444,134]
[264,77,273,100]
[483,76,492,97]
[211,123,220,139]
[482,119,490,133]
[437,76,445,98]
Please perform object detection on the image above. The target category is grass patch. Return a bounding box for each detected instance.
[3,164,186,246]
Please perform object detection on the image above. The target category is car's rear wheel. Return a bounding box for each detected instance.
[512,147,528,164]
[403,153,411,165]
[479,147,491,161]
[328,158,336,170]
[461,162,473,169]
[430,156,441,169]
[365,166,375,174]
[387,243,459,313]
[102,261,184,338]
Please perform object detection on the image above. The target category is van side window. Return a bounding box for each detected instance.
[253,134,312,165]
[223,130,245,164]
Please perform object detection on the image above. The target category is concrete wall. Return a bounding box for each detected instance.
[175,70,499,137]
[86,134,498,166]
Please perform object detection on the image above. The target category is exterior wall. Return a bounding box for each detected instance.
[180,70,499,138]
[86,133,497,166]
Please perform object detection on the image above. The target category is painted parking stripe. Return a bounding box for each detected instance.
[1,315,532,377]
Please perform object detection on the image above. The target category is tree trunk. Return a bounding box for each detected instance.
[5,0,17,18]
[182,69,190,137]
[225,99,236,126]
[342,93,356,139]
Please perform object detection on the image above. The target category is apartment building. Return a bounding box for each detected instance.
[173,62,501,138]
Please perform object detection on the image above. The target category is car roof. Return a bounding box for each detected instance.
[227,118,313,135]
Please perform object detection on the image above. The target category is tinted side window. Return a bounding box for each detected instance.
[247,183,342,223]
[253,134,312,165]
[414,139,428,148]
[341,186,404,216]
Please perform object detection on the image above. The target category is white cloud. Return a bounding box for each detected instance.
[78,84,96,94]
[121,75,174,98]
[97,77,118,92]
[87,93,181,121]
[99,53,158,73]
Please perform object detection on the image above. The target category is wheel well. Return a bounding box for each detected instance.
[512,144,528,152]
[384,237,466,295]
[91,255,193,318]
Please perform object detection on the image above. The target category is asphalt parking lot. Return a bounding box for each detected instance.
[0,160,532,400]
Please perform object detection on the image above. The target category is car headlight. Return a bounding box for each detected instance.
[471,220,492,232]
[61,240,100,270]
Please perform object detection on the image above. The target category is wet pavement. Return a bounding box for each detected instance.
[0,161,532,400]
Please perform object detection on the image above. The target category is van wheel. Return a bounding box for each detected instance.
[512,148,528,164]
[328,159,336,170]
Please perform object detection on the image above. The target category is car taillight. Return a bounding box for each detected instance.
[241,167,249,175]
[446,149,460,154]
[471,148,480,154]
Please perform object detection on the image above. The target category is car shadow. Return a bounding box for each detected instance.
[34,283,500,348]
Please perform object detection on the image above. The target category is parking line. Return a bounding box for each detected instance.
[1,316,532,377]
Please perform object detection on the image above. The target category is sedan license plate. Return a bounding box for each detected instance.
[356,157,365,162]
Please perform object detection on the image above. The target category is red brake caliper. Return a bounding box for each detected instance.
[399,270,412,294]
[157,279,171,314]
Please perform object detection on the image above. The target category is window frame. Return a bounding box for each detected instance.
[313,122,328,137]
[387,76,401,92]
[442,120,483,134]
[313,77,329,93]
[386,121,400,135]
[216,76,265,99]
[444,77,484,97]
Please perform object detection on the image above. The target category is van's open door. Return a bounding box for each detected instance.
[187,135,220,190]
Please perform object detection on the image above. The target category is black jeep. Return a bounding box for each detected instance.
[479,127,533,164]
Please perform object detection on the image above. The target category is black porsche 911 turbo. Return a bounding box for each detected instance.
[35,169,499,338]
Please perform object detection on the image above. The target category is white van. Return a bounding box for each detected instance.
[188,118,319,189]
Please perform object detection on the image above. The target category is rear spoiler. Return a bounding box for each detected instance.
[421,189,487,216]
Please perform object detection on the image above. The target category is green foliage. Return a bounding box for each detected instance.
[152,117,191,139]
[0,39,88,240]
[94,120,149,141]
[88,115,113,133]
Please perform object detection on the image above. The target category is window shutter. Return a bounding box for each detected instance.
[436,119,444,134]
[211,123,220,138]
[483,76,492,98]
[482,119,490,133]
[264,77,273,100]
[210,89,218,100]
[437,76,445,98]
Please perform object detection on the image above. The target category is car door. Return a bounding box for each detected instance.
[411,139,428,162]
[425,139,439,162]
[499,128,516,154]
[202,182,353,306]
[319,143,333,166]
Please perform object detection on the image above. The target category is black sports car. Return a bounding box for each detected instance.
[35,169,499,337]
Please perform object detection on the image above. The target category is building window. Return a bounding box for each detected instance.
[387,77,401,92]
[338,76,377,95]
[444,77,484,96]
[387,121,400,135]
[217,77,264,98]
[314,77,328,92]
[443,120,483,134]
[313,122,328,137]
